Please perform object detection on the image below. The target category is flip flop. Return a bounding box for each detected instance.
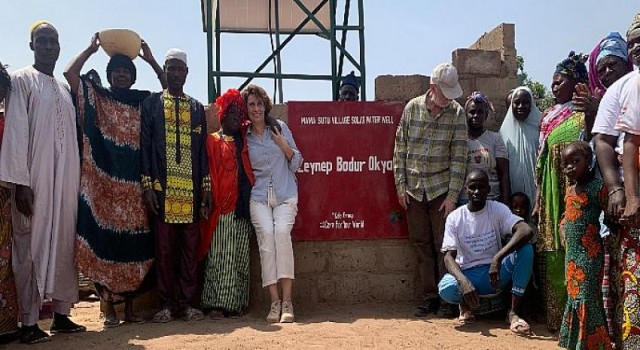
[209,309,225,319]
[508,314,531,336]
[124,314,146,324]
[182,307,204,322]
[458,310,476,324]
[152,308,172,323]
[103,317,121,328]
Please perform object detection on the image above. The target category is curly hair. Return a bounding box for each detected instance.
[0,62,11,94]
[241,84,272,116]
[215,88,246,124]
[564,140,593,162]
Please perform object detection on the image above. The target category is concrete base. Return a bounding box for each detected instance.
[249,238,419,313]
[111,237,419,318]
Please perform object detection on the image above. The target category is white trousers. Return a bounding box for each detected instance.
[250,197,297,287]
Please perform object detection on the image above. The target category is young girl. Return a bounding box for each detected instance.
[510,192,535,235]
[558,141,611,349]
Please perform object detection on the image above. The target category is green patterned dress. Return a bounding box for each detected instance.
[537,110,585,330]
[558,178,612,349]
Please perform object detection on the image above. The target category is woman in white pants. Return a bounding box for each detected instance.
[242,85,303,323]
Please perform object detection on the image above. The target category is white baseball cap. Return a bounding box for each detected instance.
[431,63,463,99]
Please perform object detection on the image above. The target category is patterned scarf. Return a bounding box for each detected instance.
[555,51,588,84]
[588,32,633,94]
[539,102,573,154]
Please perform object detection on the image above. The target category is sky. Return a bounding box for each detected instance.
[1,1,638,104]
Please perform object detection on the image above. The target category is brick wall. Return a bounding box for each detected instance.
[375,23,518,132]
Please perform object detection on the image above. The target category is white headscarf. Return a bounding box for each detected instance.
[499,86,542,206]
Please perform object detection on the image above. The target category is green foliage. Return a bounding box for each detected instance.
[516,55,554,112]
[516,55,527,86]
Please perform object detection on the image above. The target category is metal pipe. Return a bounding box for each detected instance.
[337,0,351,82]
[329,0,338,100]
[215,1,221,98]
[274,0,284,103]
[206,0,214,102]
[358,0,366,100]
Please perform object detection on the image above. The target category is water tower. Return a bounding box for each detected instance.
[200,0,366,103]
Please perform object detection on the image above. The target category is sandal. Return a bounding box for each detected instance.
[152,308,172,323]
[103,315,121,328]
[458,310,476,324]
[182,307,204,322]
[508,313,531,336]
[124,314,146,324]
[209,309,225,319]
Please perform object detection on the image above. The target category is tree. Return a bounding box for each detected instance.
[516,55,554,112]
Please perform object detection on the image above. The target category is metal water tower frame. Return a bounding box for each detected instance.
[200,0,366,103]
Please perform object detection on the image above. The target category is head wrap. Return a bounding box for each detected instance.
[596,32,629,64]
[627,13,640,37]
[498,86,541,205]
[165,48,187,65]
[588,33,633,94]
[106,54,137,85]
[341,71,360,89]
[215,88,246,124]
[464,91,494,112]
[555,51,589,84]
[29,20,54,39]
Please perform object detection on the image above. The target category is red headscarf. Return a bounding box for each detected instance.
[215,88,246,124]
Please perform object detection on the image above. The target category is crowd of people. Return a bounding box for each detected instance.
[0,20,304,345]
[1,12,640,350]
[393,13,640,350]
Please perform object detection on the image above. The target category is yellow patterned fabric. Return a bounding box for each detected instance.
[163,92,194,224]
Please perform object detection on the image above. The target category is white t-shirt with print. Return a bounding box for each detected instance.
[612,71,640,136]
[594,71,640,182]
[441,200,523,270]
[459,130,508,201]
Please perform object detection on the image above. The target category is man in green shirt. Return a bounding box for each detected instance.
[393,63,467,317]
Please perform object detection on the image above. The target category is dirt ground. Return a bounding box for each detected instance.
[4,301,561,350]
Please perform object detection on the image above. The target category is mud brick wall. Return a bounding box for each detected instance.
[375,23,517,132]
[455,23,518,131]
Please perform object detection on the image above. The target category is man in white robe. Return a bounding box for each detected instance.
[0,21,85,344]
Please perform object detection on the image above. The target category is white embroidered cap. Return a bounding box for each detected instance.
[165,48,187,65]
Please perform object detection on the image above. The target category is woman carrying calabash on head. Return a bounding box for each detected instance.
[199,89,254,318]
[242,85,303,323]
[64,32,166,327]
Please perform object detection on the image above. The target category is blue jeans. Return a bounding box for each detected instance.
[438,243,533,304]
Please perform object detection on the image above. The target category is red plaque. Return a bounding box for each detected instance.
[287,101,408,241]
